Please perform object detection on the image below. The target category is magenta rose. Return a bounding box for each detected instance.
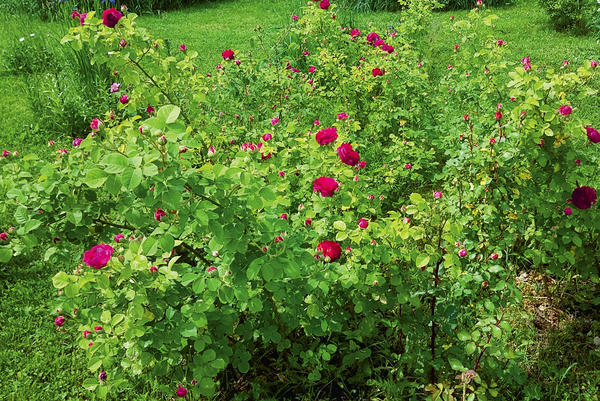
[358,218,369,229]
[98,371,107,381]
[313,176,339,197]
[54,316,65,327]
[559,105,572,115]
[0,232,8,241]
[119,94,129,104]
[176,387,188,398]
[366,32,379,43]
[80,13,87,26]
[73,138,83,147]
[585,126,600,143]
[155,208,167,222]
[315,241,341,262]
[571,186,597,210]
[315,127,338,145]
[82,244,114,269]
[102,8,123,28]
[372,68,383,77]
[222,49,235,60]
[337,143,360,166]
[320,0,330,10]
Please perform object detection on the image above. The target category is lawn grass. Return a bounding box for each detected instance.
[1,0,600,399]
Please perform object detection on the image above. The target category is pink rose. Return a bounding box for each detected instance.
[313,176,339,197]
[564,207,572,216]
[337,143,360,166]
[308,66,316,73]
[320,0,330,10]
[262,133,272,141]
[358,218,369,229]
[585,126,600,143]
[571,186,597,210]
[102,8,123,28]
[110,83,120,93]
[357,161,366,169]
[280,213,288,220]
[458,248,467,258]
[0,232,8,241]
[274,235,284,243]
[305,218,312,226]
[83,330,91,338]
[119,94,129,104]
[90,118,101,130]
[350,28,361,38]
[315,127,338,145]
[80,13,87,26]
[83,244,114,269]
[271,117,279,125]
[222,49,235,60]
[54,316,65,327]
[73,138,83,147]
[372,68,383,77]
[98,371,107,381]
[179,44,187,52]
[315,241,341,262]
[71,11,80,19]
[94,325,103,332]
[292,15,299,21]
[495,111,502,120]
[146,106,155,114]
[155,208,167,222]
[497,40,505,46]
[591,60,598,68]
[433,191,443,199]
[559,105,572,115]
[114,233,124,243]
[337,112,348,120]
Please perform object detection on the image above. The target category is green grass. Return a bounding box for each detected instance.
[1,0,600,399]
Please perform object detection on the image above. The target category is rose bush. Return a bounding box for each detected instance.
[0,1,598,400]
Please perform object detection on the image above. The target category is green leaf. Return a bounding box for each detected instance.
[0,244,13,264]
[121,167,143,189]
[104,153,130,174]
[160,234,175,252]
[247,258,261,280]
[457,330,470,341]
[52,271,70,289]
[416,254,430,268]
[64,283,79,298]
[465,342,477,355]
[84,168,108,188]
[180,323,197,338]
[24,219,42,234]
[448,358,465,371]
[143,163,159,176]
[162,105,181,124]
[333,220,346,231]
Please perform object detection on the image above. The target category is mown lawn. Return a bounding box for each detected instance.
[1,0,599,399]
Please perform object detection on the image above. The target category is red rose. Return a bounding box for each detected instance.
[313,176,339,197]
[222,49,235,60]
[372,68,383,77]
[358,218,369,229]
[337,143,359,166]
[320,0,330,10]
[102,8,123,28]
[571,186,597,210]
[82,244,114,269]
[315,127,338,145]
[315,241,341,262]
